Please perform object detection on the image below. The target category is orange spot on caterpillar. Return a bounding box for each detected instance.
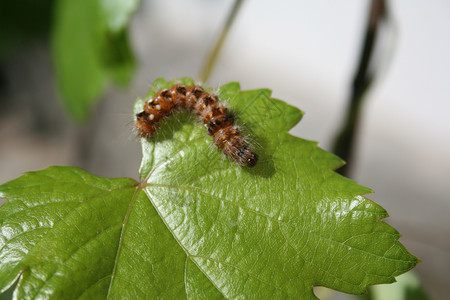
[136,84,258,167]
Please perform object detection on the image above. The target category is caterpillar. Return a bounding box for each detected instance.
[136,84,258,167]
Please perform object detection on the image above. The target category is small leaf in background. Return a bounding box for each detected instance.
[98,0,141,33]
[52,0,140,122]
[0,79,418,299]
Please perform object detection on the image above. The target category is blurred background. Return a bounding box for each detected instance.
[0,0,448,299]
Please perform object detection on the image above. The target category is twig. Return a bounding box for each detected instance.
[332,0,388,176]
[198,0,245,84]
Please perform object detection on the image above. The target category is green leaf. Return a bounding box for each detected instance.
[52,0,139,122]
[0,79,418,299]
[369,272,430,300]
[98,0,141,33]
[0,167,137,298]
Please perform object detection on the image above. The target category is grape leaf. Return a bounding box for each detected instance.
[52,0,139,121]
[0,79,418,299]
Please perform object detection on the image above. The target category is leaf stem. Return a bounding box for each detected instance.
[198,0,245,84]
[332,0,388,176]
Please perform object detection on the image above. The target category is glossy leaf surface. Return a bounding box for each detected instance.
[0,79,418,299]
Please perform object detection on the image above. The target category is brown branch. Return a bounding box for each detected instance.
[332,0,388,176]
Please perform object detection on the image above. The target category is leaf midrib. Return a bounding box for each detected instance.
[106,185,141,299]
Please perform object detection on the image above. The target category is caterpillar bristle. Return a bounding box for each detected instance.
[136,84,258,167]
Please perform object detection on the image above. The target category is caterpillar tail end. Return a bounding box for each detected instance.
[245,152,258,168]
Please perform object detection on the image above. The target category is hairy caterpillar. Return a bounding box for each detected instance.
[136,84,258,167]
